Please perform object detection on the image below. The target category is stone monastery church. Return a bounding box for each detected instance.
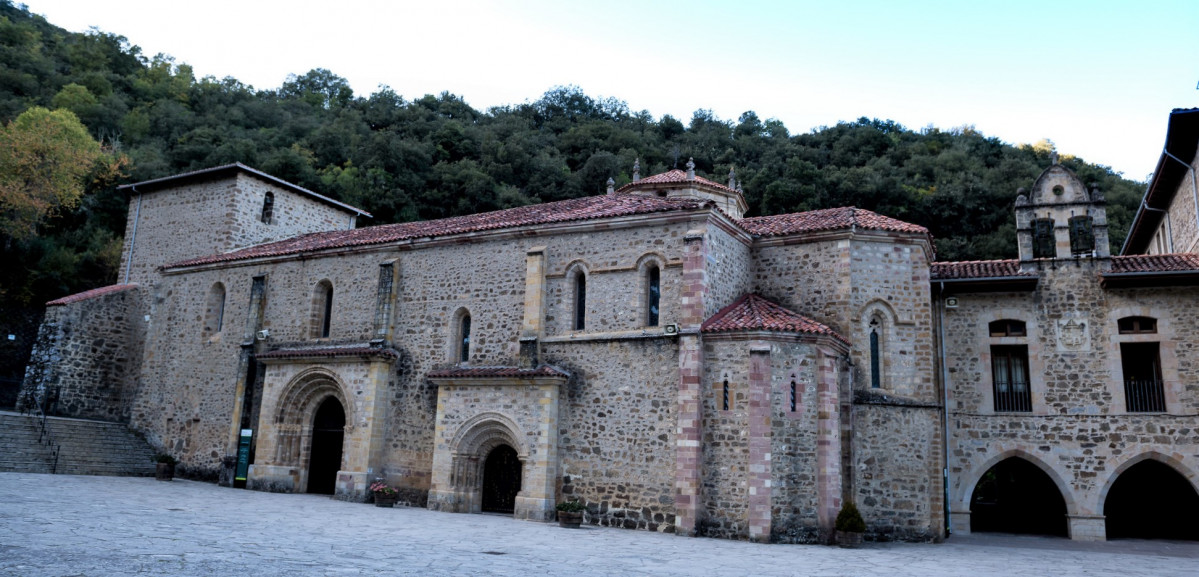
[19,108,1199,544]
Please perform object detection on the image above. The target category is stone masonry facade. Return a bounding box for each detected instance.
[21,136,1199,546]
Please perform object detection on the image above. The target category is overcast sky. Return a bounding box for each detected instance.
[22,0,1199,180]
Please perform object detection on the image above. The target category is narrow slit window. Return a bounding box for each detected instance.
[790,379,797,412]
[321,286,333,338]
[574,271,586,331]
[870,328,881,389]
[722,379,730,411]
[261,191,274,224]
[459,314,471,363]
[646,265,660,327]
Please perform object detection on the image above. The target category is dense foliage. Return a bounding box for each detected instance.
[0,1,1145,308]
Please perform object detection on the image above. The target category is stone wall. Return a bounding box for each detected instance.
[699,338,751,538]
[20,286,143,422]
[704,225,753,318]
[766,341,823,543]
[119,173,355,286]
[851,400,943,541]
[942,261,1199,539]
[1159,154,1198,254]
[751,238,850,335]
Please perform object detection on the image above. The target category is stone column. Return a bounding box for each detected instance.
[816,347,842,542]
[1067,514,1106,541]
[519,247,546,368]
[747,343,773,542]
[335,358,393,501]
[674,230,707,536]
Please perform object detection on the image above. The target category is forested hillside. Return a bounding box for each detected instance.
[0,0,1145,309]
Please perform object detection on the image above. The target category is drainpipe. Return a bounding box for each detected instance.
[1162,149,1199,252]
[123,186,142,285]
[937,281,952,535]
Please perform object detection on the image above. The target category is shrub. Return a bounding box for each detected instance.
[835,501,866,533]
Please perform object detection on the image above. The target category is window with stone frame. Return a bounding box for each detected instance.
[203,282,226,337]
[312,280,334,338]
[1068,215,1094,255]
[645,264,660,327]
[261,191,274,224]
[573,270,586,331]
[1118,316,1165,412]
[989,320,1030,412]
[868,315,885,389]
[1032,218,1055,258]
[457,311,471,364]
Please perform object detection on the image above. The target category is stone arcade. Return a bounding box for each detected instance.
[19,110,1199,543]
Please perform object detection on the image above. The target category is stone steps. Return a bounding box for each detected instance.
[0,411,156,476]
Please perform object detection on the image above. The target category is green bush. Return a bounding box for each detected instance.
[556,500,585,512]
[835,501,866,533]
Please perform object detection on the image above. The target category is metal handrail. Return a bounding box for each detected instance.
[19,390,60,474]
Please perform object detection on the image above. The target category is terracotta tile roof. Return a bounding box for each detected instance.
[256,345,399,360]
[167,194,705,268]
[702,293,848,343]
[1109,253,1199,273]
[741,207,928,237]
[930,259,1031,280]
[46,284,139,306]
[616,169,738,194]
[426,365,570,379]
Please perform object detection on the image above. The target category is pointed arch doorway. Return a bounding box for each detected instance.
[481,444,522,513]
[307,396,345,495]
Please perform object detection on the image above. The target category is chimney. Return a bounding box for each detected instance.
[606,177,615,195]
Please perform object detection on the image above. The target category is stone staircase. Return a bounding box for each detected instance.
[0,411,156,476]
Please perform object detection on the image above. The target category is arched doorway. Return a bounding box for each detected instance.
[970,457,1068,536]
[1104,460,1199,540]
[480,444,521,513]
[307,397,345,494]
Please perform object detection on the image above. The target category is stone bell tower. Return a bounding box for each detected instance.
[1015,157,1110,261]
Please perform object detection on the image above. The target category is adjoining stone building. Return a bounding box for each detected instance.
[20,110,1199,543]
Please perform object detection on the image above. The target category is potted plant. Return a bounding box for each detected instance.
[556,499,585,528]
[153,453,178,481]
[835,501,866,548]
[370,480,399,507]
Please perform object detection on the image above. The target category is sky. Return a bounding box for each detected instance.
[21,0,1199,180]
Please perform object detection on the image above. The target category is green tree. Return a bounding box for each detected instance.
[0,106,115,240]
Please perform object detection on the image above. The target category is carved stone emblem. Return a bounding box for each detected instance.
[1056,317,1090,352]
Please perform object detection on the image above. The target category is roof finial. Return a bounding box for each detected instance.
[633,158,641,183]
[728,166,737,189]
[606,177,615,195]
[1049,150,1059,165]
[685,157,695,180]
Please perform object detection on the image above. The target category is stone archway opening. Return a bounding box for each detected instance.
[970,457,1068,536]
[481,444,522,514]
[1104,460,1199,540]
[306,396,345,495]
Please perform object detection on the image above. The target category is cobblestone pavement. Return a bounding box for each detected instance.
[1,473,1196,576]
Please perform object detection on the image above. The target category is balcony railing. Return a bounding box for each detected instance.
[1124,379,1166,413]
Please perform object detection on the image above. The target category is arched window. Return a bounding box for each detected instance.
[312,280,333,338]
[203,282,226,336]
[646,265,660,327]
[573,270,586,331]
[869,323,881,389]
[458,312,471,363]
[261,191,274,224]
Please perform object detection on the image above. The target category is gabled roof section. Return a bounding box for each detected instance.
[702,293,848,344]
[1122,108,1199,255]
[1109,253,1199,273]
[166,194,705,269]
[742,206,929,237]
[46,283,138,306]
[1102,253,1199,288]
[930,259,1030,280]
[117,162,371,218]
[615,169,738,194]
